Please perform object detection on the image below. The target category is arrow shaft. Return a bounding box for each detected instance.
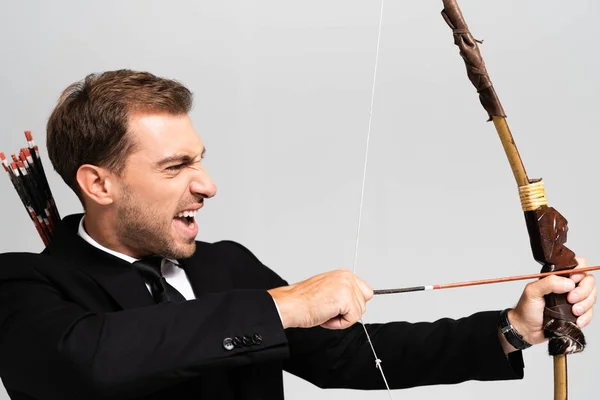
[373,265,600,295]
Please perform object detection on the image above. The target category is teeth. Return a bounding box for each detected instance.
[176,210,197,218]
[188,222,194,229]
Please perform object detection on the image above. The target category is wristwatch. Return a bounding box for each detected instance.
[498,308,532,350]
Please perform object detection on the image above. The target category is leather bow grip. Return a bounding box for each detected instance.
[525,205,586,355]
[441,0,506,121]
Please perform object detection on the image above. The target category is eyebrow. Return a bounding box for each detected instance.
[155,147,206,168]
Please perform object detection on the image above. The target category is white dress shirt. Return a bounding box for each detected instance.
[77,216,196,301]
[77,216,283,321]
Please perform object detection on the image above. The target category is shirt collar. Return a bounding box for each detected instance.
[77,215,179,266]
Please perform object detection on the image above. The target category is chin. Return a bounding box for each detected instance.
[174,240,196,259]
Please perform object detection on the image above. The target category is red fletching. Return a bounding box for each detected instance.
[1,130,60,245]
[0,153,8,171]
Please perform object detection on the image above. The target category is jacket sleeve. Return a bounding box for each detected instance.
[220,242,524,390]
[224,242,525,389]
[283,311,524,390]
[0,253,288,400]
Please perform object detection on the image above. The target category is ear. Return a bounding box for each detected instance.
[76,164,115,206]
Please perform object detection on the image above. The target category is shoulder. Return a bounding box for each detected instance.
[0,252,54,282]
[0,250,84,283]
[191,240,288,287]
[211,240,263,260]
[193,240,262,262]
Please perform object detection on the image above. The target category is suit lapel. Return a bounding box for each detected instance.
[45,214,155,309]
[178,255,207,298]
[178,242,228,297]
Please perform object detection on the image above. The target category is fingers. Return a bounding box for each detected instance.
[283,268,373,331]
[352,275,373,316]
[321,315,355,330]
[565,257,597,323]
[350,282,368,323]
[321,316,342,330]
[320,304,361,330]
[577,307,594,329]
[526,275,575,299]
[320,270,372,330]
[528,257,597,330]
[342,269,372,315]
[568,272,596,304]
[574,256,588,269]
[572,284,597,320]
[569,257,590,284]
[355,276,374,301]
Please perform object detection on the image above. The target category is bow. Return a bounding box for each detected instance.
[441,1,585,398]
[353,1,586,399]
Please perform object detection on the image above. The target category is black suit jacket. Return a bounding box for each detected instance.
[0,214,523,399]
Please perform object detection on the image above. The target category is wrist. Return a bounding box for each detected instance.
[268,285,296,329]
[498,308,532,354]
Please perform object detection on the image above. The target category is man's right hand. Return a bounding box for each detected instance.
[267,269,374,330]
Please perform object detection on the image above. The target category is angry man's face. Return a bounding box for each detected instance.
[114,112,217,259]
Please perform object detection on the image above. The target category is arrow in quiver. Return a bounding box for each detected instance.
[0,131,60,245]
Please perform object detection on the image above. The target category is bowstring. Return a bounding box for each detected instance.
[351,0,392,398]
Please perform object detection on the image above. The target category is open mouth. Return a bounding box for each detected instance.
[175,210,197,227]
[173,208,201,240]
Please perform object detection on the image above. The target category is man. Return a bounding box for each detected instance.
[0,70,596,399]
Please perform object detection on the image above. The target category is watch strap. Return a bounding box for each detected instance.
[499,308,532,351]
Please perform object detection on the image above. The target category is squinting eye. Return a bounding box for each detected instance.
[166,164,185,171]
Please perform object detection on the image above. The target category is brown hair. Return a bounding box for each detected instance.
[46,69,193,201]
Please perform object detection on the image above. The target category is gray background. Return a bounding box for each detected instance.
[0,0,598,398]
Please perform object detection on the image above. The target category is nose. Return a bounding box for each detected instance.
[189,169,217,199]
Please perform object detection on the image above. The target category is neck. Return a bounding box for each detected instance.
[83,211,143,259]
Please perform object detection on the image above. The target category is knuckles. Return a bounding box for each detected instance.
[523,281,538,298]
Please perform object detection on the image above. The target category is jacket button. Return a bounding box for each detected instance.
[252,334,263,345]
[233,336,243,347]
[242,335,252,346]
[223,337,234,351]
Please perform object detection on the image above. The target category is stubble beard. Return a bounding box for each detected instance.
[116,183,196,259]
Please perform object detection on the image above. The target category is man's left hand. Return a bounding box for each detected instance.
[502,257,597,353]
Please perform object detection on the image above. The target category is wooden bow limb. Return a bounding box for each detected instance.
[441,1,585,399]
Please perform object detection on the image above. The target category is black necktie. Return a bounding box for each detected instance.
[132,256,187,304]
